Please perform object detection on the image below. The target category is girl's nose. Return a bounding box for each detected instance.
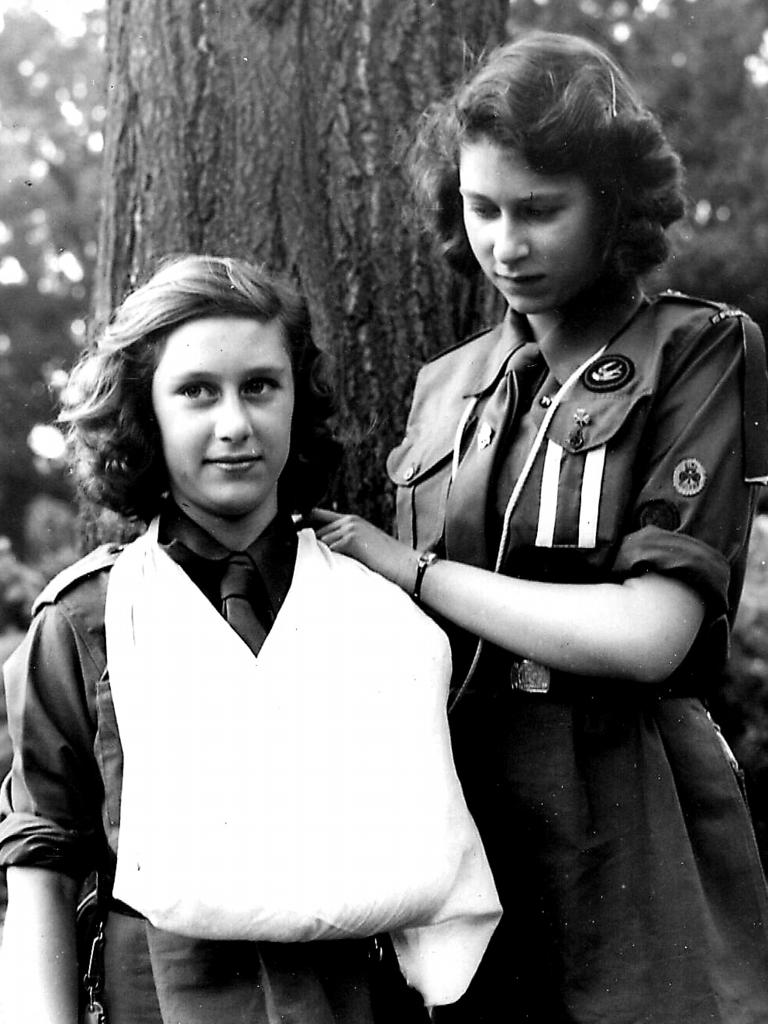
[215,395,253,442]
[494,220,530,264]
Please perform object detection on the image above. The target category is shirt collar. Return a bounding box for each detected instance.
[464,309,539,398]
[532,289,648,386]
[466,290,648,397]
[158,501,298,611]
[160,500,292,556]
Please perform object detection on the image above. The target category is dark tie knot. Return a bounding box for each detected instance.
[220,553,256,602]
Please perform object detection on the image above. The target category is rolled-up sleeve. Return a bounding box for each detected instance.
[612,314,760,624]
[0,596,106,879]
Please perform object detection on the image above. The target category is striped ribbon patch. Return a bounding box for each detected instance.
[534,442,607,548]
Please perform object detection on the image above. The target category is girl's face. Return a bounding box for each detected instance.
[459,140,606,322]
[151,315,295,541]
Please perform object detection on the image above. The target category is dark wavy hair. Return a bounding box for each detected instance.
[61,254,341,522]
[407,30,686,280]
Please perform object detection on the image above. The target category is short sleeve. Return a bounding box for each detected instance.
[612,313,762,623]
[0,595,106,879]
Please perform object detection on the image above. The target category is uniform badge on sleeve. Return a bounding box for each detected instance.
[637,499,681,531]
[582,355,635,392]
[672,457,707,497]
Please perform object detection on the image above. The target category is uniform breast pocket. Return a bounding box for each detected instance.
[529,391,651,550]
[387,438,454,551]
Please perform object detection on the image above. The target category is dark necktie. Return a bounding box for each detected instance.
[444,341,542,568]
[219,553,269,658]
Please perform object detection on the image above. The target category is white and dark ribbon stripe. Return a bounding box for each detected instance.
[578,444,606,547]
[534,441,606,549]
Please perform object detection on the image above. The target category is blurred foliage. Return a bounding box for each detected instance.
[0,2,105,559]
[21,492,80,578]
[0,534,43,632]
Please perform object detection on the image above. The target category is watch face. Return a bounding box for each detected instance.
[413,551,438,599]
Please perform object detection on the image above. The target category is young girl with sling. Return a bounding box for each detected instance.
[0,254,500,1024]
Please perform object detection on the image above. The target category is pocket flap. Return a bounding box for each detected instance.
[386,435,454,487]
[546,389,651,454]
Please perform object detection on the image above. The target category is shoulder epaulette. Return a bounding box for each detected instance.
[424,324,497,365]
[655,289,745,324]
[709,306,746,325]
[32,543,123,615]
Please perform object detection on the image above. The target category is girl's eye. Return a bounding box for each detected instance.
[524,205,558,220]
[244,378,276,397]
[178,382,212,400]
[467,202,498,221]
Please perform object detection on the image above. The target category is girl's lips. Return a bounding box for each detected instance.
[496,272,546,291]
[206,455,260,468]
[497,271,544,283]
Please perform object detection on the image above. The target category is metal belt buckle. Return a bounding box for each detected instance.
[510,658,551,694]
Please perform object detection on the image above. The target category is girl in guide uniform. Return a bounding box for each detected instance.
[314,30,768,1024]
[0,256,501,1023]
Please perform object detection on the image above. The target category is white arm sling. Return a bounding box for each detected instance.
[105,521,501,1005]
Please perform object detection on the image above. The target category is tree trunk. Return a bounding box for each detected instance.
[93,0,507,536]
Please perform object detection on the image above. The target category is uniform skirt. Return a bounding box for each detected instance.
[437,685,768,1024]
[101,914,428,1024]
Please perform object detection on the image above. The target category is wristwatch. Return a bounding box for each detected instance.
[412,550,439,602]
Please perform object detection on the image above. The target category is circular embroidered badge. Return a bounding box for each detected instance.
[582,354,635,392]
[672,457,707,497]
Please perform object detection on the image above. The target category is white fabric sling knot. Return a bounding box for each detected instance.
[105,521,502,1005]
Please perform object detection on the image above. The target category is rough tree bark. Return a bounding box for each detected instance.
[92,0,508,534]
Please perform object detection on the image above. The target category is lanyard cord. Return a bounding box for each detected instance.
[447,344,608,713]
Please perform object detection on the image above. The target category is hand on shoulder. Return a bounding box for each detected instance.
[310,509,419,593]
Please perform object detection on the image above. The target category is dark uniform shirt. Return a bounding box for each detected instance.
[388,293,766,694]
